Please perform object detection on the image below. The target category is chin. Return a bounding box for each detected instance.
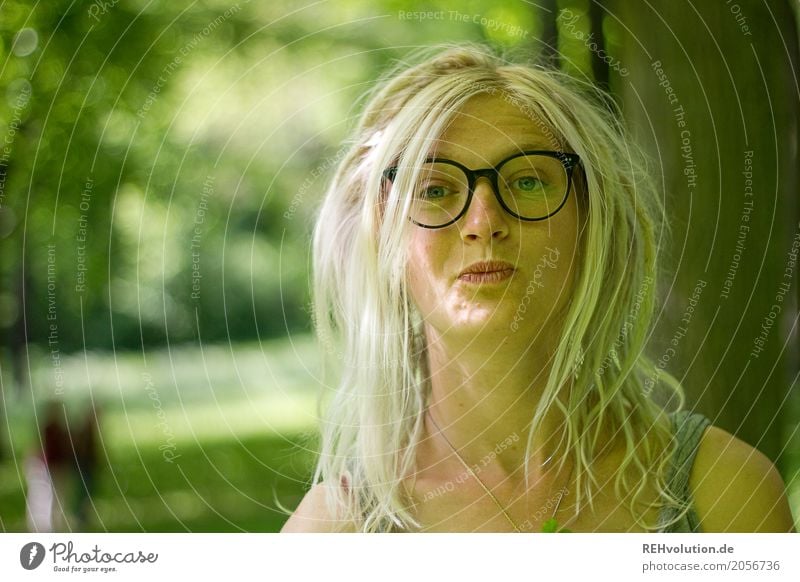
[446,306,518,332]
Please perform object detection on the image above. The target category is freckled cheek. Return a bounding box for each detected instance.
[554,251,579,303]
[407,240,448,307]
[406,253,426,306]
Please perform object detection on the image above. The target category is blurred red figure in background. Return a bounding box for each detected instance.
[25,400,74,532]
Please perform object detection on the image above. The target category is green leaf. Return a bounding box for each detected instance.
[541,518,559,532]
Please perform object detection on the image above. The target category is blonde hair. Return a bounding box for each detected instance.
[308,42,687,532]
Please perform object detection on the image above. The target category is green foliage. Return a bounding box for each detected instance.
[0,1,552,354]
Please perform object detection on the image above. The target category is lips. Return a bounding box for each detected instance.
[458,260,516,278]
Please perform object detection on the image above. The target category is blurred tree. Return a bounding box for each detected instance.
[587,0,608,91]
[612,0,799,468]
[0,0,550,459]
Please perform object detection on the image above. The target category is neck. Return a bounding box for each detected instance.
[420,322,573,480]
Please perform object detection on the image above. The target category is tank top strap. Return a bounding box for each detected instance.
[657,410,712,532]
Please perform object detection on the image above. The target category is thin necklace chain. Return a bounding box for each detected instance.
[427,408,573,533]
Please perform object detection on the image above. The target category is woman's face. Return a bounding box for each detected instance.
[405,93,581,342]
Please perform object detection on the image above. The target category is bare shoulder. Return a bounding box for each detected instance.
[690,424,796,532]
[280,482,358,533]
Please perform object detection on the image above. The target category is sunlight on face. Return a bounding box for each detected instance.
[405,93,581,343]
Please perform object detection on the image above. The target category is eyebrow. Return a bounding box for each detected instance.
[505,142,561,154]
[428,142,563,165]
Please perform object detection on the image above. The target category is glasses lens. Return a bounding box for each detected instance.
[498,155,569,219]
[409,162,469,228]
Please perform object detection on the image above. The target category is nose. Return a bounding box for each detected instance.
[460,177,510,242]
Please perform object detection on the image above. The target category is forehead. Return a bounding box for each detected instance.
[428,93,560,165]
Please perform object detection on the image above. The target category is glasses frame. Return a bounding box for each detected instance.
[382,150,582,229]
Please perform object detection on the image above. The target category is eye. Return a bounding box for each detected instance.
[512,175,546,192]
[417,183,456,200]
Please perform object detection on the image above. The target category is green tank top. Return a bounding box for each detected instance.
[656,410,712,532]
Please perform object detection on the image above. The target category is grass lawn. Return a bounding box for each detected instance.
[0,431,317,532]
[0,335,324,532]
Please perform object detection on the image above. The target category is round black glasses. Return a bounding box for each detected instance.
[382,150,581,229]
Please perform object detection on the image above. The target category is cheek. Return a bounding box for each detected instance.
[406,236,445,306]
[552,228,581,302]
[528,206,580,300]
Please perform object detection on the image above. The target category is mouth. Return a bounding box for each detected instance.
[458,260,516,284]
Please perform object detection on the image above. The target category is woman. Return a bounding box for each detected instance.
[282,43,795,533]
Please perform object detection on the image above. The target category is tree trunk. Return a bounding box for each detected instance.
[611,0,799,471]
